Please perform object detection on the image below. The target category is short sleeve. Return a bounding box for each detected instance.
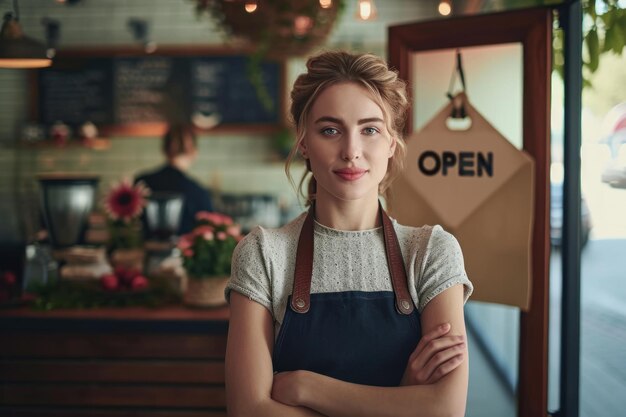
[225,227,272,312]
[416,226,473,312]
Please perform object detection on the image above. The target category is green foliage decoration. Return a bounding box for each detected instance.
[26,277,180,311]
[554,0,625,88]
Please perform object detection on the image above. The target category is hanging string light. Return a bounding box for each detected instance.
[244,1,258,13]
[438,0,452,16]
[356,0,377,21]
[293,15,314,37]
[319,0,333,9]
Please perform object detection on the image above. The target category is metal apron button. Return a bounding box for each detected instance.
[295,298,306,309]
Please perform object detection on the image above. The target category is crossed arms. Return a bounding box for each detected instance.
[225,284,468,417]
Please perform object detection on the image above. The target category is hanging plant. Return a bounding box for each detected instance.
[194,0,345,110]
[195,0,343,57]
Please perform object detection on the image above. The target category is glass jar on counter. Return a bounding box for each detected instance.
[22,243,58,291]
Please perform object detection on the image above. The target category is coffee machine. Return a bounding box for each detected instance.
[143,192,184,277]
[39,176,100,248]
[27,175,103,284]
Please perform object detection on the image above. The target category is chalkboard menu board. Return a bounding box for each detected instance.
[36,52,283,133]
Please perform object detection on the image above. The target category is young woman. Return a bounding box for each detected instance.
[225,51,473,417]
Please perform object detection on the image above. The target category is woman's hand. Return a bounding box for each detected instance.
[272,370,310,407]
[400,322,466,386]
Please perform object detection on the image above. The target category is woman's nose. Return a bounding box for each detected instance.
[340,133,361,161]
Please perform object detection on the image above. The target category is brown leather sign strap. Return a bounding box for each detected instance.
[291,203,415,315]
[380,204,414,315]
[290,205,315,313]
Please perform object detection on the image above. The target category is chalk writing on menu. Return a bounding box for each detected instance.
[115,58,172,124]
[37,55,281,129]
[191,59,222,117]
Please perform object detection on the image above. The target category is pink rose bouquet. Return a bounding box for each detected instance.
[177,211,243,279]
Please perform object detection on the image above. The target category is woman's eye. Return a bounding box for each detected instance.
[363,127,379,136]
[321,127,339,136]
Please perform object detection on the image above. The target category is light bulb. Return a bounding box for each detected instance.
[319,0,332,8]
[356,0,377,21]
[438,1,452,16]
[294,16,313,36]
[245,2,258,13]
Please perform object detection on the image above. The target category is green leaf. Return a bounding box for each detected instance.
[611,20,625,54]
[586,27,600,72]
[603,25,615,52]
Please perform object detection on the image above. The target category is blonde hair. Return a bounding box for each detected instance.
[285,51,409,205]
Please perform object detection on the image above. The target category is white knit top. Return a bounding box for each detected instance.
[226,212,473,336]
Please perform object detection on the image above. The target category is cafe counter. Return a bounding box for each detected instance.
[0,306,229,417]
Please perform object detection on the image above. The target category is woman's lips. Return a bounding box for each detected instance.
[333,168,367,181]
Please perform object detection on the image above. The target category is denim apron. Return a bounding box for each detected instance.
[272,205,427,387]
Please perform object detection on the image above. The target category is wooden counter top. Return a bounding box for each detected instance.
[0,304,229,320]
[0,304,230,333]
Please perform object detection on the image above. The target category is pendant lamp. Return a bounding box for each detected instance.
[0,0,52,69]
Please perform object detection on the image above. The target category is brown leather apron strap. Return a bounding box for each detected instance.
[290,205,315,313]
[380,204,414,315]
[291,203,414,315]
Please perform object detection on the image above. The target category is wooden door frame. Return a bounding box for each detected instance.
[388,7,552,417]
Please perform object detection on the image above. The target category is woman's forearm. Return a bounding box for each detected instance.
[298,370,466,417]
[229,398,326,417]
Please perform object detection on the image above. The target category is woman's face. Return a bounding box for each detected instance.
[301,82,396,205]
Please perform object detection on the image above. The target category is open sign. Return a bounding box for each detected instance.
[417,151,494,177]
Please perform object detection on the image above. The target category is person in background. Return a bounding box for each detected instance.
[134,124,214,235]
[225,51,473,417]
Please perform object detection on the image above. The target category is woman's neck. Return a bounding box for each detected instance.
[168,155,192,172]
[314,195,381,231]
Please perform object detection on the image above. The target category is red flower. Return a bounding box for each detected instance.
[104,179,150,222]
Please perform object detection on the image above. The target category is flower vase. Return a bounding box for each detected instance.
[184,276,229,308]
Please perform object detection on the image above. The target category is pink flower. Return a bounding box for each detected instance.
[227,225,241,238]
[217,231,227,240]
[193,225,214,241]
[177,235,193,250]
[183,248,194,257]
[103,179,150,222]
[195,211,234,226]
[219,214,234,226]
[195,211,213,222]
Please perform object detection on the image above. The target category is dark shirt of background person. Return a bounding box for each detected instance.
[134,124,214,235]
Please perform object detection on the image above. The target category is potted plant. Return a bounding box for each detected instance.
[177,211,243,307]
[103,179,150,270]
